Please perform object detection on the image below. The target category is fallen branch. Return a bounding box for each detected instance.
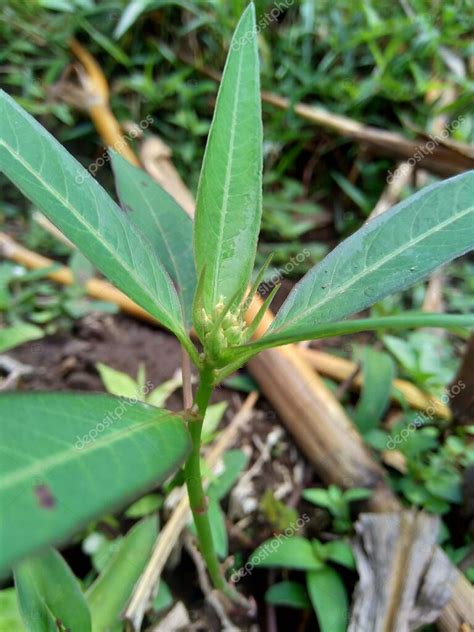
[177,54,474,177]
[299,347,450,420]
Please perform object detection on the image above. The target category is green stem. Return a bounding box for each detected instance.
[184,366,247,605]
[184,366,225,590]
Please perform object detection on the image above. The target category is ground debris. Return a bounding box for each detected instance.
[349,511,456,631]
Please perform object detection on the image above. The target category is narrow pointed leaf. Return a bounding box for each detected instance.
[193,2,262,312]
[0,90,188,346]
[269,172,474,342]
[87,517,157,632]
[306,567,348,632]
[354,348,395,433]
[0,393,191,573]
[229,312,474,364]
[110,151,196,327]
[14,548,91,632]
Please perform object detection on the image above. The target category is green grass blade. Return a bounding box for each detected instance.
[193,2,262,313]
[0,393,190,573]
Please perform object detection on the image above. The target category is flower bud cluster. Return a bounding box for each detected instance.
[200,297,248,364]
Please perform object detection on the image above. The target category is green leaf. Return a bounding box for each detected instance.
[0,90,193,354]
[193,2,262,312]
[267,171,474,343]
[265,581,310,609]
[86,517,157,632]
[207,449,248,501]
[152,580,173,613]
[0,589,25,632]
[0,323,43,353]
[96,362,140,399]
[146,376,182,408]
[125,493,163,518]
[343,488,372,503]
[110,151,196,327]
[14,548,91,632]
[208,498,228,559]
[237,313,474,358]
[249,537,323,571]
[201,401,228,443]
[306,567,349,632]
[302,488,335,511]
[0,393,190,573]
[354,348,395,433]
[113,0,197,39]
[321,540,355,569]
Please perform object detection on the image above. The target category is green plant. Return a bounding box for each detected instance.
[249,534,355,632]
[0,251,117,348]
[303,485,372,533]
[391,422,474,514]
[0,1,473,619]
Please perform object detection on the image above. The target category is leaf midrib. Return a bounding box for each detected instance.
[0,419,176,493]
[0,136,178,331]
[272,203,474,333]
[210,44,245,303]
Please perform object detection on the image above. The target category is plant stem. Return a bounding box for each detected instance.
[184,366,225,590]
[184,367,249,606]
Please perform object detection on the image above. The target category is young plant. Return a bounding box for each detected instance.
[0,1,473,614]
[249,534,355,632]
[303,485,372,534]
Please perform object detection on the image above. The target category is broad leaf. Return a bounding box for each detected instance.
[0,393,190,573]
[14,548,91,632]
[86,517,157,632]
[321,540,355,570]
[265,581,310,609]
[0,90,192,354]
[193,3,262,312]
[110,151,196,327]
[306,568,349,632]
[268,171,474,343]
[249,536,323,571]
